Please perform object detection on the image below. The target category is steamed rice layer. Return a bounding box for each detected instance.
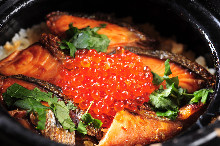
[0,22,48,60]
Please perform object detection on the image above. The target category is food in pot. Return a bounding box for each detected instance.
[0,12,215,145]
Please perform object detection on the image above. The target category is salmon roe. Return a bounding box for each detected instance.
[57,47,155,127]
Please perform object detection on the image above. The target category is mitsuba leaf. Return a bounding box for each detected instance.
[51,100,76,132]
[190,89,214,104]
[2,83,76,132]
[156,109,178,120]
[80,113,103,130]
[149,59,214,120]
[151,71,164,85]
[163,76,179,88]
[14,98,49,130]
[149,84,178,110]
[164,59,172,76]
[66,101,77,110]
[73,31,90,48]
[66,42,76,57]
[77,121,87,135]
[36,109,48,130]
[59,23,110,57]
[93,119,103,128]
[81,113,93,125]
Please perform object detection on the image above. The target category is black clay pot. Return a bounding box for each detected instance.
[0,0,219,145]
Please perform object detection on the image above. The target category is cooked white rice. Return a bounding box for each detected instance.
[0,22,48,60]
[0,21,215,75]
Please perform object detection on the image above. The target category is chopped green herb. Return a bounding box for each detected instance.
[3,83,102,134]
[76,102,102,135]
[149,59,214,120]
[149,84,178,111]
[151,71,164,85]
[59,23,110,57]
[77,121,87,135]
[190,89,214,104]
[66,101,77,110]
[164,59,172,76]
[156,109,178,120]
[81,113,102,128]
[3,83,76,131]
[14,98,49,130]
[51,100,76,132]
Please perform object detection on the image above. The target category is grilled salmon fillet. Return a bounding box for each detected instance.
[141,56,203,93]
[99,110,182,145]
[0,76,76,145]
[0,43,62,84]
[98,103,205,145]
[46,12,156,53]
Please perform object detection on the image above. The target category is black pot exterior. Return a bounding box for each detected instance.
[0,0,219,145]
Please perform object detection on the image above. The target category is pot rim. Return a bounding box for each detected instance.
[0,0,219,145]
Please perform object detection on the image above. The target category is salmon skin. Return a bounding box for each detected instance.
[0,34,63,84]
[0,76,75,145]
[46,11,157,53]
[123,47,215,93]
[98,103,205,145]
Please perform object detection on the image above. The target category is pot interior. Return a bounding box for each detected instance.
[0,0,219,145]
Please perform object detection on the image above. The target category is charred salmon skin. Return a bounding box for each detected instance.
[0,34,64,84]
[46,12,156,53]
[0,76,75,145]
[98,103,205,145]
[123,47,215,93]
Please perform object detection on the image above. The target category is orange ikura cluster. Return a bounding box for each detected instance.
[57,47,155,127]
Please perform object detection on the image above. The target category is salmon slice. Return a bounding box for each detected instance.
[99,101,206,146]
[124,47,215,93]
[46,12,156,53]
[0,43,62,84]
[141,56,202,93]
[0,77,75,145]
[99,110,182,145]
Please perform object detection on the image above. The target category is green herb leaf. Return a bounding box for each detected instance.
[190,89,214,104]
[59,23,110,57]
[77,121,87,135]
[81,113,93,125]
[151,71,164,85]
[92,118,103,128]
[163,76,179,88]
[2,83,76,132]
[149,59,214,120]
[81,113,102,129]
[51,100,76,132]
[156,109,178,120]
[149,84,178,110]
[66,101,77,110]
[14,98,49,130]
[3,83,102,134]
[76,112,102,135]
[164,59,172,76]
